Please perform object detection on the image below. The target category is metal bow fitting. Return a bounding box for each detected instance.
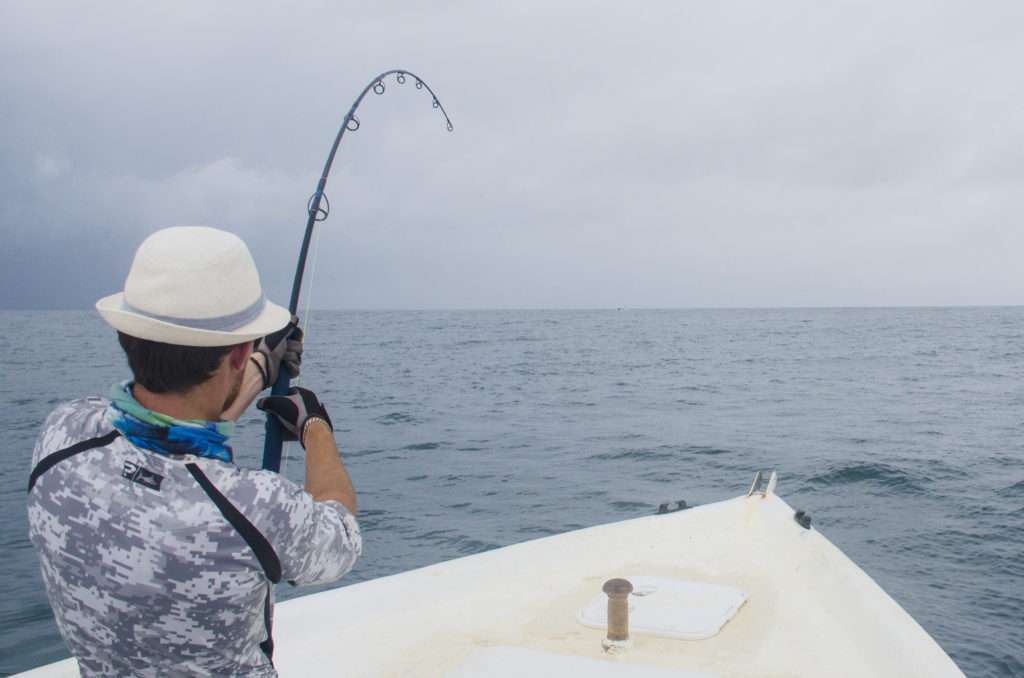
[262,69,454,472]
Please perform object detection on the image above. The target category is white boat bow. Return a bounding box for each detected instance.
[18,474,965,677]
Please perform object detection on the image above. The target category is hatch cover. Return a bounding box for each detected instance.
[577,576,746,640]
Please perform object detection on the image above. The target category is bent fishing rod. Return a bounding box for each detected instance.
[262,69,454,472]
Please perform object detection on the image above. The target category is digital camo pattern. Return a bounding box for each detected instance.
[27,398,362,677]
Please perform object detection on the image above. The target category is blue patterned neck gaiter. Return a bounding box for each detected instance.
[106,381,234,463]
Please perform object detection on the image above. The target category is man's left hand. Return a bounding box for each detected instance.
[253,317,303,388]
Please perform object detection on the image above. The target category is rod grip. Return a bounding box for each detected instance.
[260,370,292,471]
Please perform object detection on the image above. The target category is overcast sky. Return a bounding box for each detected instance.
[2,1,1022,310]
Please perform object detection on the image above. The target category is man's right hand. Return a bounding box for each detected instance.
[257,387,333,449]
[252,318,304,389]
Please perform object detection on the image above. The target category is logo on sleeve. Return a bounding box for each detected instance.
[122,461,164,491]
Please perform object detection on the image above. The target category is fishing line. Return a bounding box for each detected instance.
[300,227,322,357]
[261,68,454,472]
[281,219,324,476]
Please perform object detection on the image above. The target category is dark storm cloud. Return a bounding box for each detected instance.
[2,1,1022,309]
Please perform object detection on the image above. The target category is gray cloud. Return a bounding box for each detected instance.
[2,0,1023,310]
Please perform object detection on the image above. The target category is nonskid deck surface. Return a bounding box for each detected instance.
[18,489,965,677]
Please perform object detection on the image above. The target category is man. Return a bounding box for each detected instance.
[27,226,360,676]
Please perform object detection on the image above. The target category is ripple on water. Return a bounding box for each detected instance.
[687,445,732,456]
[453,537,500,555]
[402,442,443,451]
[996,479,1024,496]
[587,443,731,462]
[806,462,927,494]
[344,448,388,459]
[374,412,419,425]
[609,500,652,512]
[516,525,557,536]
[587,448,676,462]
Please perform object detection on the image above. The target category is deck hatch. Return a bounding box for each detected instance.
[577,576,747,640]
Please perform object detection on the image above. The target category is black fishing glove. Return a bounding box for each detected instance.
[251,317,303,389]
[256,387,333,448]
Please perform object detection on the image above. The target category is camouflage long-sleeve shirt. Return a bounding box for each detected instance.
[27,398,362,677]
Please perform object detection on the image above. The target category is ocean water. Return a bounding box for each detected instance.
[1,307,1021,677]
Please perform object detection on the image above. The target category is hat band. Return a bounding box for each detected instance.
[122,295,268,332]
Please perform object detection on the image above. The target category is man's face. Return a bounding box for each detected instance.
[221,366,245,413]
[220,343,251,412]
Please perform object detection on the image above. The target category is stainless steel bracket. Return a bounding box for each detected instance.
[746,470,778,497]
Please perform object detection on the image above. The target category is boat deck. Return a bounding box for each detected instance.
[271,491,962,677]
[19,489,964,677]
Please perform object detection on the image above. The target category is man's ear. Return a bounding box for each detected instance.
[227,342,252,370]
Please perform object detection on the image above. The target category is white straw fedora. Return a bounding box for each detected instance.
[96,226,291,347]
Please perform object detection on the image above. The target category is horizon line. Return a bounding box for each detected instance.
[3,303,1022,313]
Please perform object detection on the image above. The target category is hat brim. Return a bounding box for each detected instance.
[96,293,292,347]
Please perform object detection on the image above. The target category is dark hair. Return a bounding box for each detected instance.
[117,332,234,394]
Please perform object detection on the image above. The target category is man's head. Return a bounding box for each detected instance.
[97,226,289,408]
[116,332,252,410]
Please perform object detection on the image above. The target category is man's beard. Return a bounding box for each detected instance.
[221,367,245,413]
